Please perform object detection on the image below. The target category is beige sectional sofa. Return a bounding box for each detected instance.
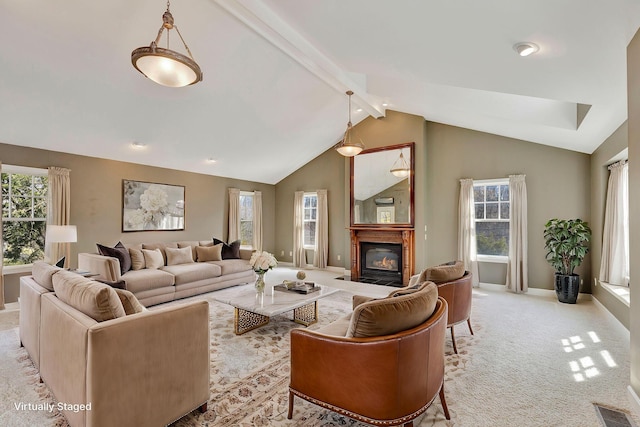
[78,240,255,306]
[19,263,210,427]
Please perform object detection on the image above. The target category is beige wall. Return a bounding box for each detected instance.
[425,122,591,290]
[627,28,640,400]
[0,142,275,302]
[589,122,629,328]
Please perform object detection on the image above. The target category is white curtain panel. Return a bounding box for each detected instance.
[228,188,240,243]
[506,174,528,293]
[0,161,4,309]
[45,167,71,266]
[313,190,328,269]
[458,179,479,287]
[253,191,263,252]
[599,161,629,286]
[293,191,306,267]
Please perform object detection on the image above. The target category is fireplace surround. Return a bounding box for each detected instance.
[350,228,414,286]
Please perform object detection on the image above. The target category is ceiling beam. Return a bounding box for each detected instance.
[212,0,385,118]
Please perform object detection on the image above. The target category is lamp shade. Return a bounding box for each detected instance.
[46,225,77,243]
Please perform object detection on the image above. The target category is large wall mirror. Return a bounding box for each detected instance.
[350,142,415,227]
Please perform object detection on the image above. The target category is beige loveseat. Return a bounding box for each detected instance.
[20,264,210,427]
[78,240,255,306]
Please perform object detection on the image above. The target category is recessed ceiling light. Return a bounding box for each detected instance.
[355,108,363,113]
[513,42,539,57]
[206,158,217,164]
[131,141,147,149]
[382,102,389,107]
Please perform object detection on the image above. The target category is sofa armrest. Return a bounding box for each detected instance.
[78,252,121,282]
[19,276,51,369]
[86,301,210,426]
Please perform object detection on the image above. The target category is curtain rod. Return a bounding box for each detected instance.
[607,159,628,170]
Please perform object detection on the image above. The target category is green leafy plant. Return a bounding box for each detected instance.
[543,219,591,275]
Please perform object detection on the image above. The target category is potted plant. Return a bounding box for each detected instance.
[543,218,592,304]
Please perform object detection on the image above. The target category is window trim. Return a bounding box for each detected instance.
[239,191,254,250]
[474,179,509,259]
[303,192,318,250]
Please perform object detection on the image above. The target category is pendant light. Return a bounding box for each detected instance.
[131,0,203,87]
[335,90,365,157]
[390,151,410,178]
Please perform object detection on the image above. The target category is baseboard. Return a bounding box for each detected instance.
[478,282,592,301]
[628,385,640,419]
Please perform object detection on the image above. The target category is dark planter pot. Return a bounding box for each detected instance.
[555,274,580,304]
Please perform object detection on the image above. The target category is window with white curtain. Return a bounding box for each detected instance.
[239,191,253,248]
[474,179,509,261]
[1,165,48,266]
[303,193,317,249]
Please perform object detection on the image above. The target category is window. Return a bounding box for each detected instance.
[474,180,509,258]
[239,191,253,248]
[303,193,317,249]
[2,166,48,266]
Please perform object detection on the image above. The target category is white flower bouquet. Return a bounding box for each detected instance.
[249,251,278,273]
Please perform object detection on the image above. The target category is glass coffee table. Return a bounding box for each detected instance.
[214,285,340,334]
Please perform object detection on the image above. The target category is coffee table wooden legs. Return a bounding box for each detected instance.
[233,301,319,334]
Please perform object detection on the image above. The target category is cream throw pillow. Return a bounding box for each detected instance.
[196,244,223,262]
[165,246,194,265]
[52,270,126,322]
[128,248,146,270]
[114,289,146,315]
[142,248,164,269]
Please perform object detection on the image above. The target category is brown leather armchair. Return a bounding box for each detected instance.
[437,272,474,354]
[288,296,450,427]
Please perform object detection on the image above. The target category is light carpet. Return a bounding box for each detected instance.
[0,267,637,426]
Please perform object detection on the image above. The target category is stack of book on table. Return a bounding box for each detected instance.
[274,280,321,294]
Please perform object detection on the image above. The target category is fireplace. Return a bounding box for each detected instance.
[350,228,414,286]
[360,242,402,284]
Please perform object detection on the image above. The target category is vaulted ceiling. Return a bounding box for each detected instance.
[2,1,639,184]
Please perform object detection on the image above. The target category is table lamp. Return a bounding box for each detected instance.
[45,225,77,269]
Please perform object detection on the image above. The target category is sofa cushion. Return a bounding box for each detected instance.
[97,241,132,275]
[121,269,175,293]
[196,244,223,262]
[52,270,126,322]
[114,289,146,315]
[128,248,146,270]
[165,246,194,265]
[142,248,164,269]
[31,261,63,291]
[420,260,465,284]
[209,259,251,275]
[161,263,221,285]
[346,282,438,338]
[213,238,241,259]
[141,242,178,264]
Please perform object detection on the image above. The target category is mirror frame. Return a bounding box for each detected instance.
[350,142,415,228]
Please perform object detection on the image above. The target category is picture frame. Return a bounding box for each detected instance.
[122,180,185,232]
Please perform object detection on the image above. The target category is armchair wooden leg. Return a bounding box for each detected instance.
[198,402,208,413]
[450,326,458,354]
[439,382,451,420]
[467,318,474,335]
[287,391,294,419]
[403,422,414,427]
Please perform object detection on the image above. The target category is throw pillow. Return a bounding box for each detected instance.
[420,260,465,284]
[31,260,63,291]
[96,278,127,290]
[142,248,164,269]
[52,270,126,322]
[97,241,132,275]
[352,294,376,310]
[212,238,241,259]
[346,282,438,338]
[196,244,223,262]
[165,246,194,265]
[128,248,146,270]
[114,289,146,315]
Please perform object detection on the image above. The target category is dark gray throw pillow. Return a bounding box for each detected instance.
[212,238,241,259]
[97,241,132,275]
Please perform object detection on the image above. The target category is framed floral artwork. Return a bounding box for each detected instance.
[122,180,185,231]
